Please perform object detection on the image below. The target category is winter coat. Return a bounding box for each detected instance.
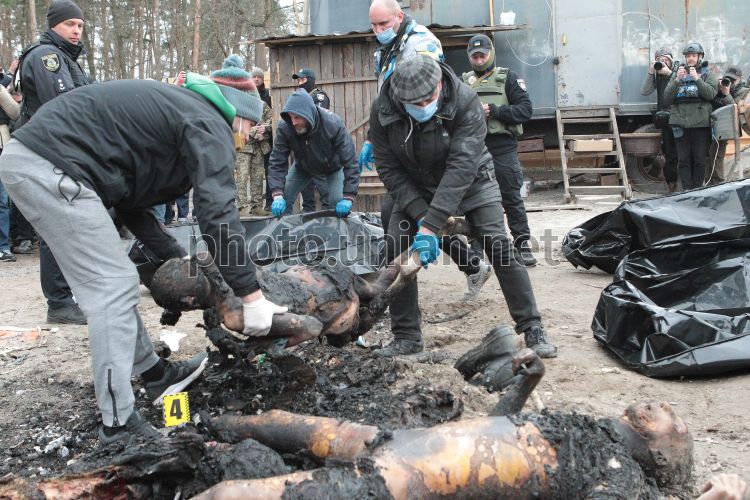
[370,62,500,234]
[13,79,260,297]
[663,68,718,128]
[267,89,358,197]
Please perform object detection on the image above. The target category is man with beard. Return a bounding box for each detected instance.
[291,68,331,212]
[15,0,91,325]
[266,89,359,218]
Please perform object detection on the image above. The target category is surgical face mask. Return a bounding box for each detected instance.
[376,26,397,45]
[404,96,439,123]
[234,117,247,151]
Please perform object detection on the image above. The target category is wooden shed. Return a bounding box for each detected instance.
[259,25,522,212]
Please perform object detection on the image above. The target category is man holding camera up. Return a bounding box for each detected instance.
[707,67,749,184]
[641,47,679,193]
[662,42,718,191]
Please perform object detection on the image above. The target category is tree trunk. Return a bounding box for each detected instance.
[80,0,97,82]
[152,0,163,79]
[136,0,145,78]
[27,0,37,42]
[99,0,112,80]
[191,0,201,70]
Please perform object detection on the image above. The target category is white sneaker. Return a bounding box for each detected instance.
[463,262,493,300]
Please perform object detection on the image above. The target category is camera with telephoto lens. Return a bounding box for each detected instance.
[721,77,732,87]
[654,61,664,71]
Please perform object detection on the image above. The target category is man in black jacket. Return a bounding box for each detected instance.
[267,89,359,218]
[371,55,556,358]
[463,34,536,267]
[641,47,679,192]
[16,0,90,325]
[0,76,288,444]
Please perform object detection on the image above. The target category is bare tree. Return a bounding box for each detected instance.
[27,0,37,42]
[191,0,201,70]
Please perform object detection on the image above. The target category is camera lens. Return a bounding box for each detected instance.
[722,77,731,86]
[654,61,663,71]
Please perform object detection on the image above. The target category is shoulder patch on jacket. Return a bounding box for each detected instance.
[41,53,60,72]
[517,79,527,91]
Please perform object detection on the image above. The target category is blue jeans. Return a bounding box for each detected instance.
[153,204,166,224]
[282,164,344,215]
[0,177,10,252]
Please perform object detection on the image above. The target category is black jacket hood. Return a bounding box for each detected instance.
[281,89,319,130]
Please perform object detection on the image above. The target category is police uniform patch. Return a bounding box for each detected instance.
[41,53,60,72]
[317,94,325,101]
[467,75,477,85]
[517,78,527,91]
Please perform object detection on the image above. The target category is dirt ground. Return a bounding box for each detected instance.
[0,186,748,495]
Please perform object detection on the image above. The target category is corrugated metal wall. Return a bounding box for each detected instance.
[308,0,750,117]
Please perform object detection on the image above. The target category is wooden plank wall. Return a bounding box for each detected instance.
[268,40,384,212]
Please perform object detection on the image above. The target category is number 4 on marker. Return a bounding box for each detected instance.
[163,392,190,427]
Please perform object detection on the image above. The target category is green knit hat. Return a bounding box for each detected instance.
[218,84,264,123]
[182,72,235,125]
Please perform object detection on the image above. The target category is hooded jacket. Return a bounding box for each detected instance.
[18,29,89,122]
[370,62,500,234]
[13,79,260,297]
[267,89,358,197]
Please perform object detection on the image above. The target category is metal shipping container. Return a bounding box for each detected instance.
[308,0,750,118]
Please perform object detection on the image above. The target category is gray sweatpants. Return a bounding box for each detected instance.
[0,140,159,426]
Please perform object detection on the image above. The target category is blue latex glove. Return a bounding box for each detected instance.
[358,141,374,173]
[271,196,286,218]
[411,232,441,267]
[336,198,353,217]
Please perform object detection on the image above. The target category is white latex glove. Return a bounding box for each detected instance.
[242,296,288,337]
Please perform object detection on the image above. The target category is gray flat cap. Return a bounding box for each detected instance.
[390,54,442,104]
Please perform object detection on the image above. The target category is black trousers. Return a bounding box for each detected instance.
[386,203,542,341]
[300,175,330,212]
[380,194,482,275]
[10,201,35,242]
[675,127,710,190]
[661,126,679,184]
[40,238,76,309]
[487,145,531,245]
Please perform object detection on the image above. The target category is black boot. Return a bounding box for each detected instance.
[515,241,538,267]
[47,303,87,325]
[454,325,516,379]
[373,338,424,357]
[523,325,557,358]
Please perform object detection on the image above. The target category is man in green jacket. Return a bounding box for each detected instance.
[662,42,718,190]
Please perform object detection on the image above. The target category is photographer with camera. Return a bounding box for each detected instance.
[663,42,718,191]
[707,67,748,184]
[641,47,679,193]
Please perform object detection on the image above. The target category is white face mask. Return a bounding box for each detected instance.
[404,93,440,123]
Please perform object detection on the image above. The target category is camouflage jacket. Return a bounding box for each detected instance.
[242,102,272,155]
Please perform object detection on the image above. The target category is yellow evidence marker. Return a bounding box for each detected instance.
[163,391,190,427]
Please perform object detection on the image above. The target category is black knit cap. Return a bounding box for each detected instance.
[390,54,442,104]
[47,0,84,28]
